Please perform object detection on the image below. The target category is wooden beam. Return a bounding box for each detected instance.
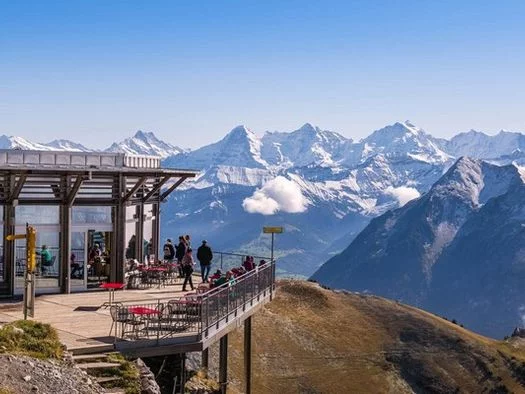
[8,174,27,202]
[143,176,170,202]
[159,176,187,202]
[122,176,148,203]
[66,176,85,207]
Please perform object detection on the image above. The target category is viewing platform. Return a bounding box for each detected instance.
[0,261,275,357]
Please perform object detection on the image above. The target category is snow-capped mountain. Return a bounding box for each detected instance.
[260,123,354,168]
[446,129,525,160]
[160,121,456,276]
[106,130,184,158]
[311,158,525,337]
[355,121,452,165]
[0,135,55,151]
[45,139,92,152]
[165,125,267,170]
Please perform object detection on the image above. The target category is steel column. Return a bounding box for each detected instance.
[113,175,127,283]
[59,205,71,293]
[219,334,228,394]
[136,203,144,263]
[244,316,252,394]
[3,204,15,296]
[201,348,209,372]
[152,202,160,262]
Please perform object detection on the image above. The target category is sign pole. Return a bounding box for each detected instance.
[262,226,283,263]
[271,233,274,262]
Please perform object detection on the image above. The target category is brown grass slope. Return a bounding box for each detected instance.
[225,280,525,394]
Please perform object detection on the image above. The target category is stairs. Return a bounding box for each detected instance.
[72,351,133,392]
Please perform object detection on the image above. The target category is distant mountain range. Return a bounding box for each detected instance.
[3,122,525,283]
[0,130,184,158]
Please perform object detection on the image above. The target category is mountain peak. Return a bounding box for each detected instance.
[227,125,252,137]
[106,130,184,158]
[298,123,318,134]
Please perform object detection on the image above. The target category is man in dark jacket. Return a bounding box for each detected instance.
[175,236,187,277]
[197,240,213,282]
[163,239,175,262]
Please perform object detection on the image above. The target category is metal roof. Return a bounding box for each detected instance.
[0,150,199,206]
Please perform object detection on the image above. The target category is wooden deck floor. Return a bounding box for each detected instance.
[0,278,198,354]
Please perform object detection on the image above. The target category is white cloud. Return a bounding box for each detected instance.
[242,176,308,215]
[385,186,421,207]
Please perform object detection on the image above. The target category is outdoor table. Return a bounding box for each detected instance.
[100,282,125,308]
[128,306,161,336]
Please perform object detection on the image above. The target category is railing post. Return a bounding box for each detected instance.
[156,299,160,343]
[226,286,230,322]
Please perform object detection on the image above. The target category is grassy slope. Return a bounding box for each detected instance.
[225,280,525,394]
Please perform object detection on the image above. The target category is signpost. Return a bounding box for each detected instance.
[262,226,283,262]
[6,224,37,319]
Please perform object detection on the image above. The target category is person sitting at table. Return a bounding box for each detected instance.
[209,269,222,284]
[242,256,255,271]
[163,238,176,263]
[181,248,195,291]
[212,274,227,288]
[36,245,53,275]
[70,253,83,279]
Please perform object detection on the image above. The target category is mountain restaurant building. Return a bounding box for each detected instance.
[0,149,197,297]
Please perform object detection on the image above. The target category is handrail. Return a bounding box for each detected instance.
[213,251,272,260]
[112,260,276,343]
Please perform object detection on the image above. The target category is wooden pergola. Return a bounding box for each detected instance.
[0,150,198,296]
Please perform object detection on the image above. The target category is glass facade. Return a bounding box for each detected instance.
[14,206,60,290]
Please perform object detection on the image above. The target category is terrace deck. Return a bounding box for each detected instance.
[0,264,275,358]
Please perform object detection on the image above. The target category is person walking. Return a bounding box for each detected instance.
[163,238,175,263]
[181,248,195,291]
[197,240,213,282]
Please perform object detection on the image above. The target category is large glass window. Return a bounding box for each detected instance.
[124,206,137,261]
[14,206,60,291]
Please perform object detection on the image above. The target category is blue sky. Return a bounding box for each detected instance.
[2,1,525,149]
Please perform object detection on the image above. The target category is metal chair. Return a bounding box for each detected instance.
[109,305,143,339]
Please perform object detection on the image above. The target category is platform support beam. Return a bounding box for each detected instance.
[244,316,252,394]
[201,347,209,372]
[219,334,228,394]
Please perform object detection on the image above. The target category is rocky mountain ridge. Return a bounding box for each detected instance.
[312,158,525,338]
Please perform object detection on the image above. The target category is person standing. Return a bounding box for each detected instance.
[175,236,187,277]
[197,240,213,282]
[181,248,195,291]
[163,238,175,263]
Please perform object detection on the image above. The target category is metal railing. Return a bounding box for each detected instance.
[112,260,276,344]
[192,251,272,273]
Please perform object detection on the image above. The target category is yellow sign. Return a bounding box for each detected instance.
[263,226,284,234]
[26,226,37,273]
